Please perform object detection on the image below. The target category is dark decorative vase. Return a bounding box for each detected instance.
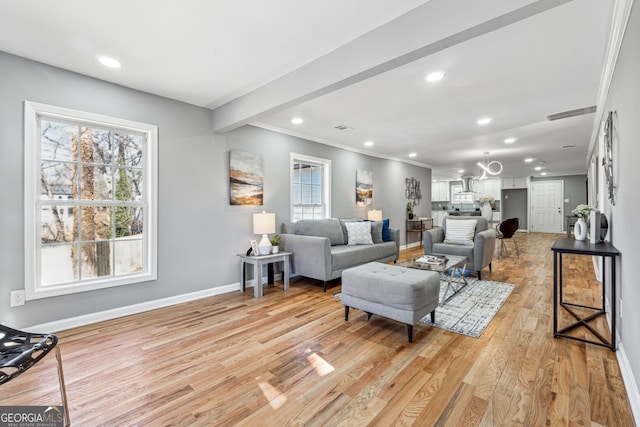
[600,213,609,241]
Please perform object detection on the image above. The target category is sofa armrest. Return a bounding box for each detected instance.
[388,228,400,260]
[280,234,332,281]
[473,229,497,270]
[424,228,444,254]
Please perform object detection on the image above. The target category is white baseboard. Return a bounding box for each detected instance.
[401,241,423,250]
[605,299,640,425]
[24,274,279,333]
[616,342,640,424]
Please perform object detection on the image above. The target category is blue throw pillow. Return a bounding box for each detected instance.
[381,218,391,241]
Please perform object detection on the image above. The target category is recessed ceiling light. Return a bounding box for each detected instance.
[425,71,445,82]
[504,137,517,144]
[458,169,465,173]
[409,152,417,158]
[477,117,493,125]
[98,56,121,68]
[524,158,535,163]
[291,117,303,125]
[534,166,542,171]
[364,141,374,147]
[540,172,547,176]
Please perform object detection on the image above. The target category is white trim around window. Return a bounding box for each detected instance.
[24,101,158,300]
[290,153,331,222]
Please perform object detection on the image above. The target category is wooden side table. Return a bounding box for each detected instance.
[238,252,291,297]
[551,237,620,350]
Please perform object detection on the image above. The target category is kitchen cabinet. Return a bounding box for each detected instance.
[431,181,450,201]
[501,177,529,189]
[474,178,501,201]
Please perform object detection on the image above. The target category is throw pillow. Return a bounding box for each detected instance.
[345,221,373,245]
[381,218,391,242]
[444,219,477,245]
[370,220,383,243]
[339,218,363,245]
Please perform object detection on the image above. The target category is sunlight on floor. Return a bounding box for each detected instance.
[258,382,288,409]
[307,352,335,376]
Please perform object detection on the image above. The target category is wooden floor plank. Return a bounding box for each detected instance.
[0,232,635,426]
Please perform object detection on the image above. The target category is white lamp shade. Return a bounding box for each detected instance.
[253,212,276,255]
[367,209,383,221]
[253,212,275,235]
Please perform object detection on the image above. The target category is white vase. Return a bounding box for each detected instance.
[573,217,588,241]
[481,202,493,223]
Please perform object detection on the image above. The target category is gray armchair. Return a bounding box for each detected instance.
[423,216,496,279]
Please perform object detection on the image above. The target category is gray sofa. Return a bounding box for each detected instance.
[423,216,496,279]
[281,218,400,291]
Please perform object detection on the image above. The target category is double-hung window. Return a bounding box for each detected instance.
[24,101,158,300]
[290,153,331,221]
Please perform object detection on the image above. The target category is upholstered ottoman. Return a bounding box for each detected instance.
[341,262,440,342]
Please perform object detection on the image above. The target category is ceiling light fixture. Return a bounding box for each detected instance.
[524,158,534,163]
[541,172,548,176]
[458,169,465,173]
[425,71,445,82]
[477,117,493,125]
[291,117,303,125]
[504,137,517,144]
[364,141,374,147]
[477,152,503,179]
[534,166,542,171]
[409,152,417,158]
[98,56,121,68]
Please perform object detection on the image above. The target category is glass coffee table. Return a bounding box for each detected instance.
[398,254,468,305]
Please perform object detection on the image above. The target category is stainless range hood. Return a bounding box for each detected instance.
[457,176,475,193]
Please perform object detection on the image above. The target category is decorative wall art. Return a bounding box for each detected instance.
[356,169,373,206]
[405,177,421,206]
[229,150,263,205]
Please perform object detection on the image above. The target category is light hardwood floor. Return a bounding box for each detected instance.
[1,232,635,426]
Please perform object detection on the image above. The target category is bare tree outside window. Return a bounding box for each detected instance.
[39,119,145,285]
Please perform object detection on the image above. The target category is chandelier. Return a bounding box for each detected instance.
[476,153,503,179]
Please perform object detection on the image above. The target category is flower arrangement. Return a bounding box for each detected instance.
[571,204,593,221]
[478,194,495,204]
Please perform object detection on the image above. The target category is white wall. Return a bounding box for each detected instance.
[0,51,430,328]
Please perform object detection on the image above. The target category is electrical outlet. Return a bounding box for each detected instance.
[10,290,25,307]
[620,298,623,319]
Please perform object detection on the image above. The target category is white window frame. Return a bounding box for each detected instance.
[451,183,474,204]
[24,101,158,300]
[290,153,331,221]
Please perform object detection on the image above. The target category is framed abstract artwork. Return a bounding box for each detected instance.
[356,170,372,206]
[229,150,263,205]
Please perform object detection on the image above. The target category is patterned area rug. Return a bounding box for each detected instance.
[334,276,514,338]
[419,276,514,338]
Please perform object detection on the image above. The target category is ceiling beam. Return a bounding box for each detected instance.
[211,0,572,133]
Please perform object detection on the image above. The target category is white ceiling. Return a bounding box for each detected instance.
[0,0,615,180]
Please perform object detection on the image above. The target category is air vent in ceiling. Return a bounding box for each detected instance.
[546,105,596,121]
[334,124,354,131]
[562,144,576,149]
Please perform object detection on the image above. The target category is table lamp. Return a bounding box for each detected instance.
[253,211,275,255]
[367,209,383,221]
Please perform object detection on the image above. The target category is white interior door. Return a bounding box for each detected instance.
[530,181,563,233]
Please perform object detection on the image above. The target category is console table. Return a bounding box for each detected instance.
[551,237,620,350]
[238,252,291,298]
[406,218,432,248]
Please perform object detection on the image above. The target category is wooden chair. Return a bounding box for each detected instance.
[0,324,70,426]
[496,218,519,258]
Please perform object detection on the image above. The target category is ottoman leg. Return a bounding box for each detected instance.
[407,324,414,343]
[366,312,373,321]
[431,310,435,323]
[344,306,350,320]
